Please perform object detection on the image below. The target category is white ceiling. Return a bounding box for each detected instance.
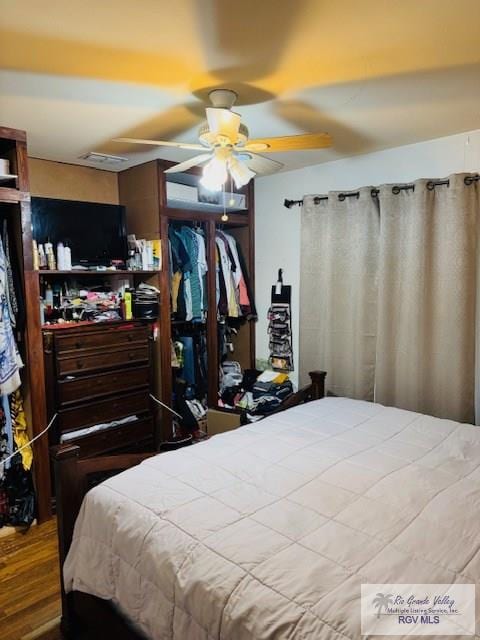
[1,0,480,172]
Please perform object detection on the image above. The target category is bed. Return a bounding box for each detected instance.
[54,373,480,639]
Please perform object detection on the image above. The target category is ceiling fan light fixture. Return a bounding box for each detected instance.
[229,155,256,189]
[200,152,228,192]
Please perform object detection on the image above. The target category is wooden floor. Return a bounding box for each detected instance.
[0,519,62,640]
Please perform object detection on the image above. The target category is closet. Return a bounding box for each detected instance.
[0,127,50,523]
[118,159,255,438]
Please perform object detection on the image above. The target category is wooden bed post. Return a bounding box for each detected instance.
[52,444,82,637]
[309,370,327,400]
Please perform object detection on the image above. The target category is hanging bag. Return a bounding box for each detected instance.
[268,269,293,371]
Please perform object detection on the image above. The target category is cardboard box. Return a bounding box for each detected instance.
[207,409,241,436]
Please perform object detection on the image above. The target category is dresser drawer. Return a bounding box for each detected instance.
[56,345,149,376]
[58,390,150,433]
[57,366,150,405]
[54,325,149,355]
[67,417,154,458]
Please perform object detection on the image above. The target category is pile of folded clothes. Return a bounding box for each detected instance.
[132,282,160,319]
[251,370,293,415]
[218,363,293,418]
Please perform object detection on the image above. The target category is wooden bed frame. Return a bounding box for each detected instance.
[53,370,326,639]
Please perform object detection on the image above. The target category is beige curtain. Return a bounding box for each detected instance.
[299,188,379,398]
[375,175,478,423]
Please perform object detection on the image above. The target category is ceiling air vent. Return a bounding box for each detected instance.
[79,152,128,165]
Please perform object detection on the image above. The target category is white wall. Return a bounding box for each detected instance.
[255,129,480,385]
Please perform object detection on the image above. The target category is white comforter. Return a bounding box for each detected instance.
[64,398,480,639]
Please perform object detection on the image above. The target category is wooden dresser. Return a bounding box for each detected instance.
[43,320,156,459]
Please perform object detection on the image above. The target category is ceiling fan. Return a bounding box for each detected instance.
[114,89,332,191]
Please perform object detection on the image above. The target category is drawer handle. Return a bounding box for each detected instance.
[75,341,82,349]
[76,361,84,369]
[128,352,135,359]
[127,334,134,341]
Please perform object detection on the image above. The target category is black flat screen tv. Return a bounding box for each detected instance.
[31,197,128,267]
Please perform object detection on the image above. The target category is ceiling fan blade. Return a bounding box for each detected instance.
[114,137,206,151]
[206,108,241,142]
[164,153,212,174]
[240,153,283,176]
[244,133,332,153]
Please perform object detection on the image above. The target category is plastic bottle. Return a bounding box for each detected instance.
[124,289,133,320]
[45,283,54,307]
[64,244,72,271]
[57,242,65,270]
[141,243,149,271]
[32,240,39,271]
[45,242,56,270]
[38,244,47,269]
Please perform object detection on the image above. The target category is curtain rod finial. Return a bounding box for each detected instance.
[284,198,302,209]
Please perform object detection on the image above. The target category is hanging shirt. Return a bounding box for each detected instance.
[222,232,242,288]
[171,272,182,314]
[2,221,18,329]
[215,233,238,317]
[0,239,22,396]
[180,227,203,321]
[221,231,253,314]
[169,228,191,320]
[235,238,257,319]
[194,230,208,316]
[184,277,193,321]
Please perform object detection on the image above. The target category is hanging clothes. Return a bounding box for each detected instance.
[0,221,33,529]
[215,230,255,320]
[195,230,208,316]
[10,389,32,471]
[3,219,18,329]
[0,237,22,396]
[216,242,228,317]
[235,238,256,319]
[179,226,207,322]
[0,401,9,480]
[215,232,238,317]
[169,225,209,323]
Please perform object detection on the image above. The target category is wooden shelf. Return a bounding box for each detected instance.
[0,174,18,183]
[165,207,249,226]
[0,187,29,203]
[166,198,247,214]
[37,269,160,276]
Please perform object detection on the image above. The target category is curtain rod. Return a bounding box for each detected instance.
[284,175,479,208]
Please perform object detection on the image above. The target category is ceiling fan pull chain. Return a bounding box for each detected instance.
[221,182,229,222]
[228,174,235,208]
